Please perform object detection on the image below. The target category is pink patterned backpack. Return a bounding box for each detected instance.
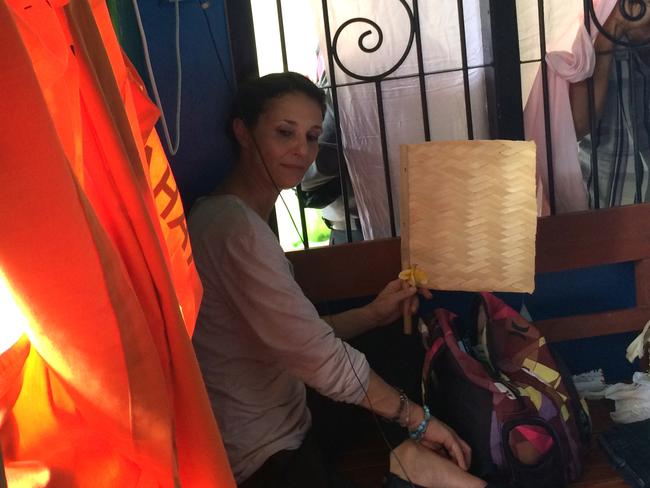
[420,293,591,487]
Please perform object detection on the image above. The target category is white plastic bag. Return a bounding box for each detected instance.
[573,369,607,398]
[626,319,650,362]
[572,319,650,424]
[603,372,650,424]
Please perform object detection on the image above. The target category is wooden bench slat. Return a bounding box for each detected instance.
[287,203,650,305]
[536,306,650,342]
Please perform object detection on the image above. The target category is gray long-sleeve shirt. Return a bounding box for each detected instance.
[189,195,370,483]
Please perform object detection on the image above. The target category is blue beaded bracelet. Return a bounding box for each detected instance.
[409,405,431,441]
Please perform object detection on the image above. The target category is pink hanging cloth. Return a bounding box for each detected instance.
[524,0,617,215]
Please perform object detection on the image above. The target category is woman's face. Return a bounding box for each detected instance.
[248,92,324,190]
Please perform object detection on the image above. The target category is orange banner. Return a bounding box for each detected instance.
[0,0,233,485]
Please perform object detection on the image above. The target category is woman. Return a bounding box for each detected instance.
[189,72,484,487]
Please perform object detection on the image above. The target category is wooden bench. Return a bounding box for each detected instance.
[287,202,650,486]
[310,400,623,487]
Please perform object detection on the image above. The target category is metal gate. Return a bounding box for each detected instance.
[226,0,650,248]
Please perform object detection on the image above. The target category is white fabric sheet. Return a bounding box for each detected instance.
[309,0,490,238]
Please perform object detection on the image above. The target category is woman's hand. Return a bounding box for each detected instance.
[390,440,485,488]
[419,417,472,471]
[406,403,472,471]
[360,374,471,474]
[365,278,433,328]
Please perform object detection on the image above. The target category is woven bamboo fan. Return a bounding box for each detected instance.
[400,140,537,293]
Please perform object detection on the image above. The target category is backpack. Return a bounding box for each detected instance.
[420,293,591,487]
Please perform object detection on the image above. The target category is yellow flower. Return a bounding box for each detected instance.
[398,265,429,287]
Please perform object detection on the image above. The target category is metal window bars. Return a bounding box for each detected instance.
[534,0,650,213]
[588,0,650,206]
[321,0,480,241]
[265,0,650,248]
[295,0,488,245]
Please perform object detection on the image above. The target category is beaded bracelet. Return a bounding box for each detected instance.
[390,388,408,424]
[400,396,411,428]
[409,405,431,441]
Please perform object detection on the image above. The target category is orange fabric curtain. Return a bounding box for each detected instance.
[0,0,234,486]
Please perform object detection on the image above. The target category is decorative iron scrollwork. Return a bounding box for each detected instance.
[331,0,415,82]
[619,0,646,22]
[586,0,650,47]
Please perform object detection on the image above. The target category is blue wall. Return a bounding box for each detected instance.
[530,263,638,383]
[420,262,639,383]
[111,0,236,209]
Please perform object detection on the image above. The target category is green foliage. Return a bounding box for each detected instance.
[291,208,331,249]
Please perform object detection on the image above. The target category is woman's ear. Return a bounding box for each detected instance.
[232,118,252,149]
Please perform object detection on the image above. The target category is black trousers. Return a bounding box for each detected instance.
[238,435,427,488]
[238,430,356,488]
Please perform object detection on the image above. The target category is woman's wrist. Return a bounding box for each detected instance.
[408,405,432,441]
[388,389,420,429]
[390,388,408,424]
[406,403,425,431]
[361,302,382,329]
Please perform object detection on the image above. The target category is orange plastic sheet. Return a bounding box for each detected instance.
[0,0,234,486]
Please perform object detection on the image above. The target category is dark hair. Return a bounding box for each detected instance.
[230,72,326,132]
